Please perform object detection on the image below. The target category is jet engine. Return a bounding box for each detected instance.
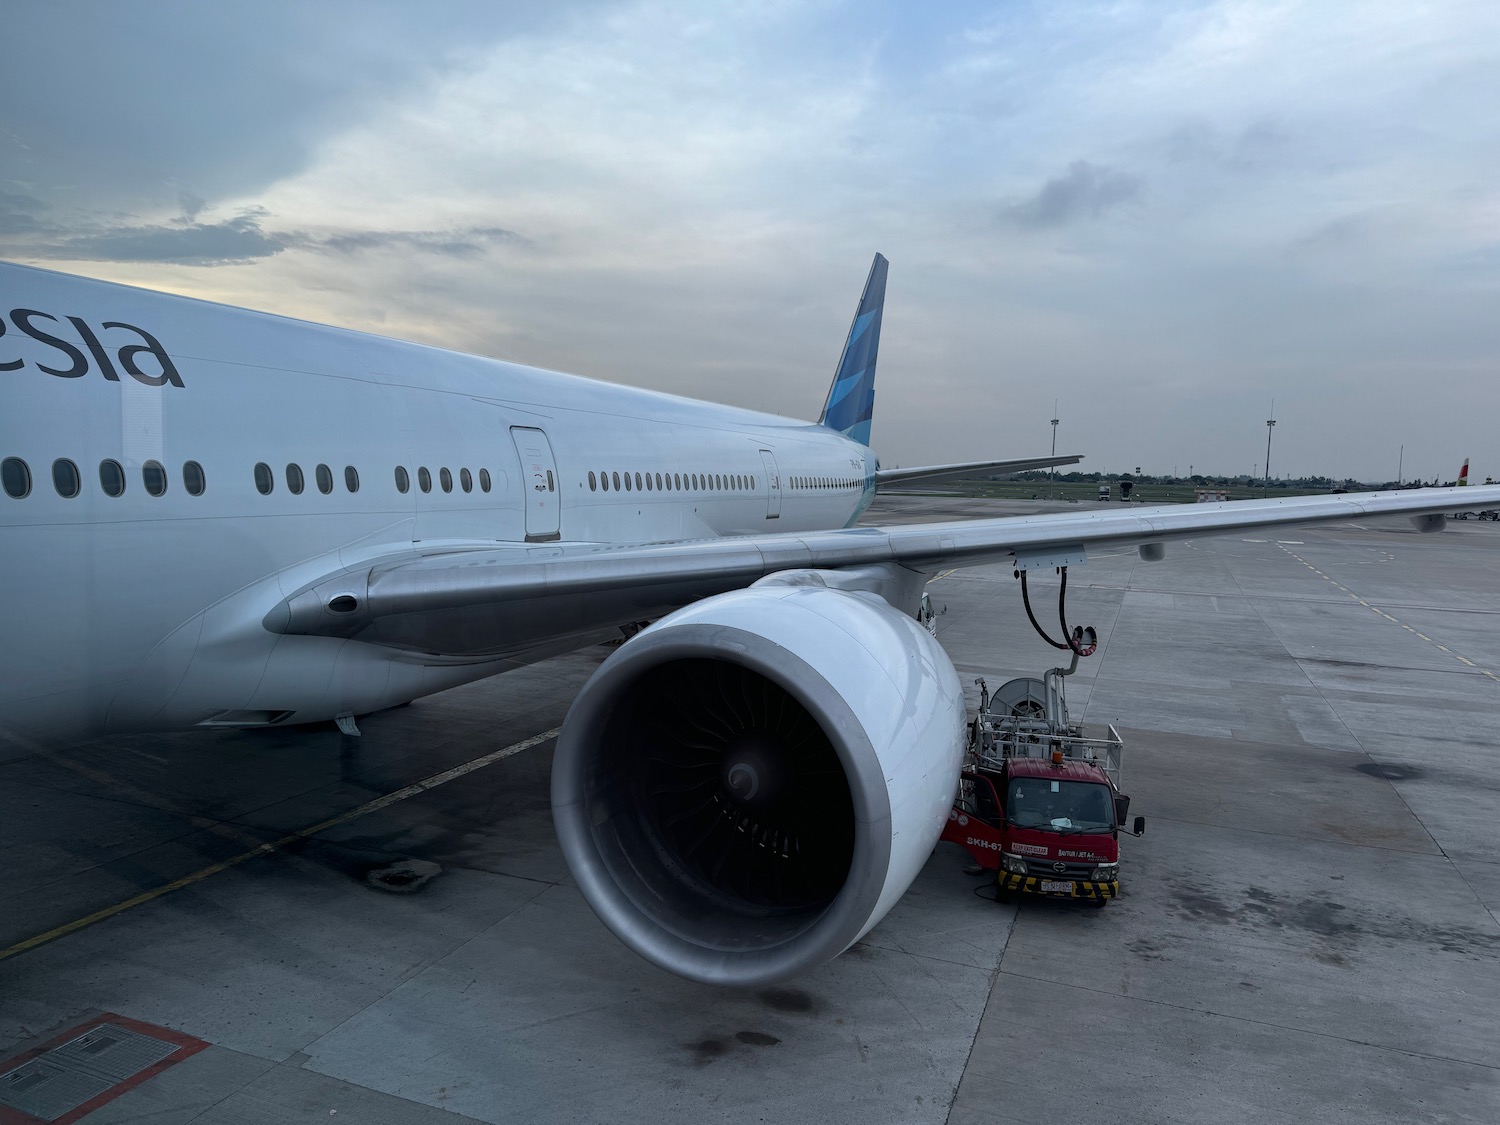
[551,582,965,987]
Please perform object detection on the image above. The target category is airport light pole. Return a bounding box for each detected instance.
[1264,403,1277,498]
[1048,404,1059,500]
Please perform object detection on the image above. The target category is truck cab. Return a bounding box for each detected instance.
[955,756,1126,903]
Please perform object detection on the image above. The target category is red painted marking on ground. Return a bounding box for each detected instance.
[0,1013,208,1125]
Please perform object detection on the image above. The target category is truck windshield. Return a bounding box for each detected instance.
[1008,778,1114,832]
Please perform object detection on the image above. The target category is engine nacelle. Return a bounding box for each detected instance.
[551,583,965,987]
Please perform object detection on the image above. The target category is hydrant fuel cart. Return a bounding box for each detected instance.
[940,666,1146,906]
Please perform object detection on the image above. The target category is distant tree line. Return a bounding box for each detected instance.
[1010,470,1458,489]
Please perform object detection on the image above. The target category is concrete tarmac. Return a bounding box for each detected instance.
[2,495,1498,1123]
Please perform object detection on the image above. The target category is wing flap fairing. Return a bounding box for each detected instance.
[875,455,1084,488]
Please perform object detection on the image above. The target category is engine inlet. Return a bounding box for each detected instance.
[617,659,855,914]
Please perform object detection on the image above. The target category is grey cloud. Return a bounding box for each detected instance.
[0,1,610,215]
[41,211,286,266]
[1006,161,1140,228]
[176,190,208,223]
[0,189,46,234]
[1290,214,1369,256]
[1165,119,1289,171]
[295,227,527,258]
[10,204,525,266]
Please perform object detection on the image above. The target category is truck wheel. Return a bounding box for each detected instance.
[1087,896,1109,909]
[994,878,1013,904]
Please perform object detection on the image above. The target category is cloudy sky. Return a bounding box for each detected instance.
[4,0,1498,483]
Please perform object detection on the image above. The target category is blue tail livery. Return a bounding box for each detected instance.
[818,253,888,447]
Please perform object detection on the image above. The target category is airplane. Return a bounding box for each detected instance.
[4,254,1498,988]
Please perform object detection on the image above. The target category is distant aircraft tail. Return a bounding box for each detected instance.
[1459,458,1470,485]
[818,253,888,447]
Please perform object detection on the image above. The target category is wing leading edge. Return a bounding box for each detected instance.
[264,484,1500,658]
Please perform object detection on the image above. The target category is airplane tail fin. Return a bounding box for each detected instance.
[817,253,888,447]
[1459,458,1470,485]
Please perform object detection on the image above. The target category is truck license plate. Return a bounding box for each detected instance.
[1040,880,1074,894]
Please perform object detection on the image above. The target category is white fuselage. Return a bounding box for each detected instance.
[0,263,875,743]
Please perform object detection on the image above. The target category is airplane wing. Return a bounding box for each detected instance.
[265,484,1500,658]
[875,455,1084,488]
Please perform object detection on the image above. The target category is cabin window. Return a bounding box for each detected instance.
[624,472,632,491]
[673,473,681,490]
[316,463,334,494]
[2,457,30,499]
[394,466,409,493]
[460,467,472,492]
[440,467,453,493]
[547,470,555,492]
[613,471,621,491]
[143,460,168,497]
[417,467,432,493]
[644,473,652,492]
[256,462,274,495]
[654,472,662,491]
[184,460,206,496]
[345,466,360,493]
[588,471,597,492]
[633,472,641,491]
[100,459,126,497]
[600,471,609,492]
[285,463,304,495]
[52,458,81,499]
[480,468,492,492]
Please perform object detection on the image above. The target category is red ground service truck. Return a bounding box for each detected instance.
[941,673,1145,905]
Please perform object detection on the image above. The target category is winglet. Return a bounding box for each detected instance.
[818,253,888,447]
[1459,458,1470,485]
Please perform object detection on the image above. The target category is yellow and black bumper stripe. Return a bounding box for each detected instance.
[999,873,1118,900]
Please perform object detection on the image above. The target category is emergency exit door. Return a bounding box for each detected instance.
[759,449,781,519]
[511,426,560,542]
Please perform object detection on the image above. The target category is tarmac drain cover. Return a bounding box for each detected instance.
[0,1015,207,1123]
[365,858,442,894]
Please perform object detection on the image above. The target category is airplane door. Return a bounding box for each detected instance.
[511,426,561,542]
[759,449,782,519]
